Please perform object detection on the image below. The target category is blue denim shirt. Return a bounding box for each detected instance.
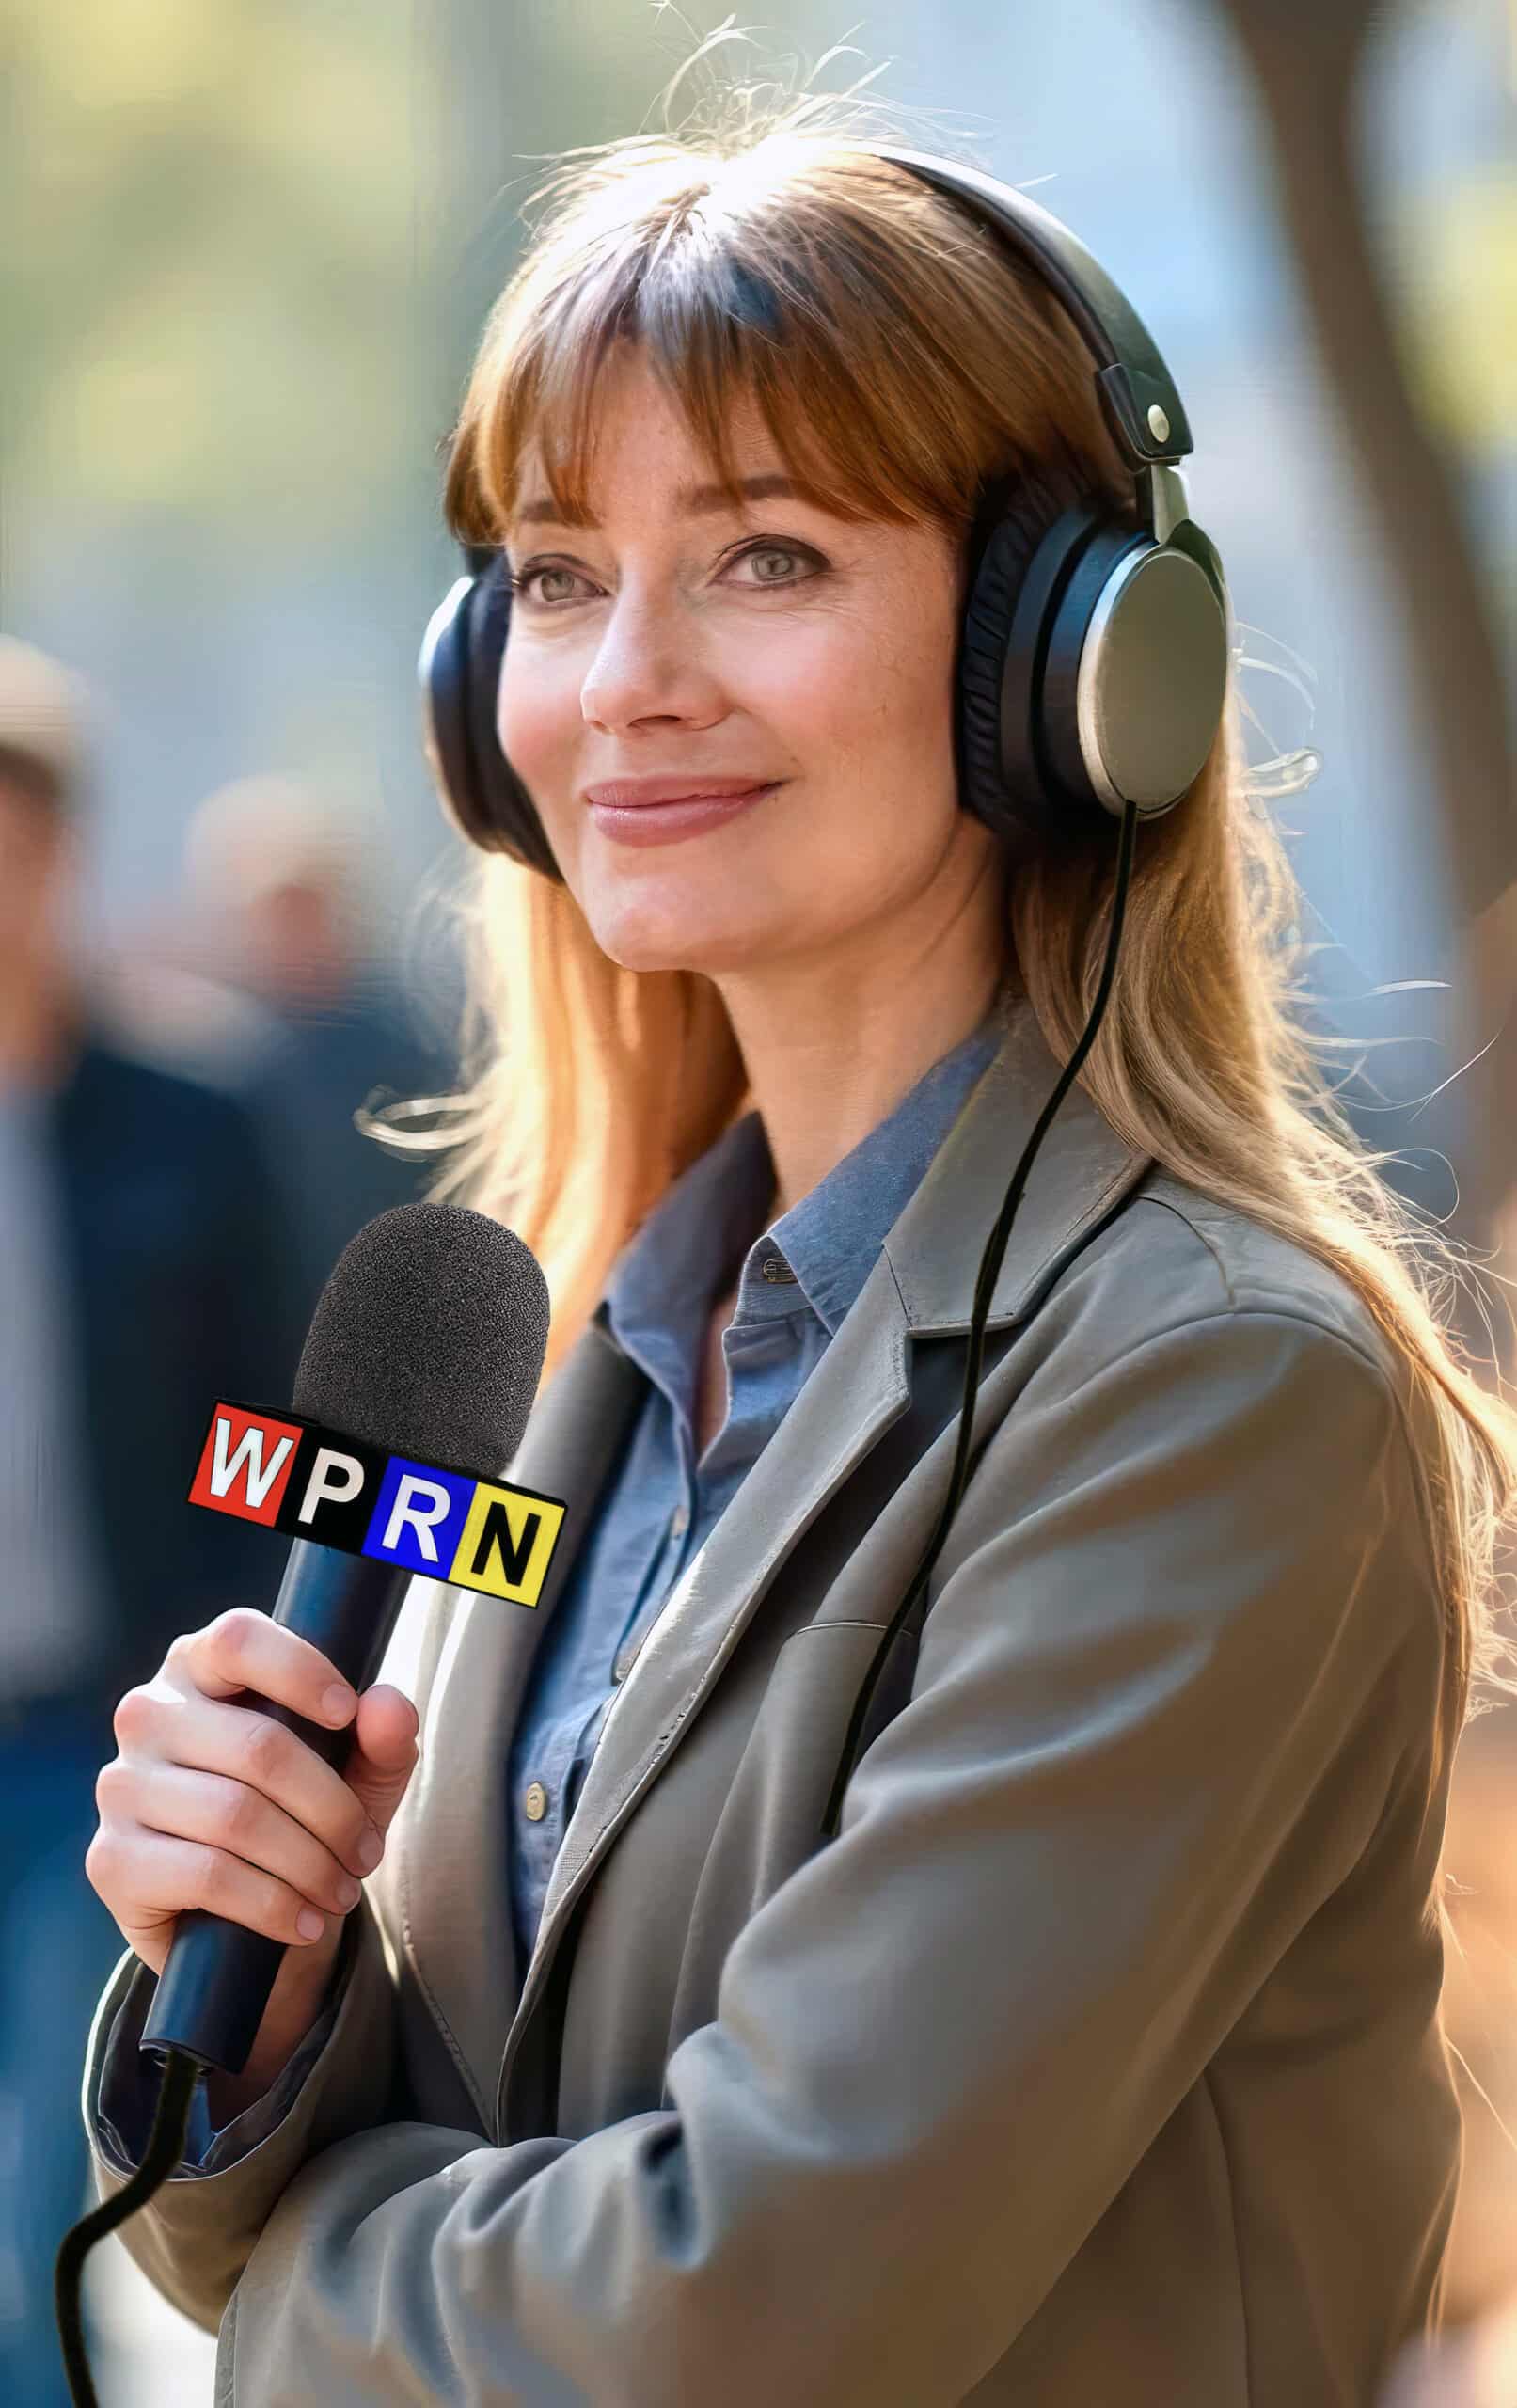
[504,998,1007,1975]
[94,997,1006,2174]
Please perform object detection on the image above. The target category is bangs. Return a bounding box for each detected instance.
[447,154,1015,548]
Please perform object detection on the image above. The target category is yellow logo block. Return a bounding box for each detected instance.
[448,1482,564,1605]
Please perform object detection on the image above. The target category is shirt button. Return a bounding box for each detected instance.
[670,1502,690,1538]
[523,1782,549,1821]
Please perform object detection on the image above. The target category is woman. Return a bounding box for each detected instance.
[79,85,1516,2407]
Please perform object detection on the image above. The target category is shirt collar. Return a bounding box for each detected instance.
[599,994,1012,1364]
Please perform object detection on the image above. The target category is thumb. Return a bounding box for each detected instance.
[340,1682,421,1839]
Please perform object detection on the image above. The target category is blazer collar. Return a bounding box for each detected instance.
[393,997,1154,2140]
[888,991,1145,1332]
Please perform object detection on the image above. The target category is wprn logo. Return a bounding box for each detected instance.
[187,1401,565,1607]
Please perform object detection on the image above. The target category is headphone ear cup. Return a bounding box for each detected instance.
[958,491,1228,847]
[1042,521,1229,816]
[956,496,1108,860]
[420,555,565,880]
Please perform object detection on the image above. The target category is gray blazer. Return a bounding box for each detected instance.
[81,1001,1462,2405]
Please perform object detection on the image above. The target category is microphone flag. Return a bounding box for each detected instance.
[187,1399,565,1606]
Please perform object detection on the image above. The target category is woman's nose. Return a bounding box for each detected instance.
[578,589,723,732]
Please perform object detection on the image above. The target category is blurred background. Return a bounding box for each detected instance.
[0,1,1512,2400]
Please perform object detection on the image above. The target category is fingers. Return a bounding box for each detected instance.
[111,1680,379,1882]
[85,1820,346,1965]
[344,1686,422,1833]
[168,1608,359,1728]
[95,1753,370,1918]
[351,1682,421,1768]
[87,1610,423,1977]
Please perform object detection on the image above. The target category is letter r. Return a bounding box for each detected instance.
[381,1474,452,1563]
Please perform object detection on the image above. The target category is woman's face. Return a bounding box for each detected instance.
[498,345,1002,986]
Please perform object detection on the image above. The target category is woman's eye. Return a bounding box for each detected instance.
[511,563,591,608]
[508,538,821,610]
[727,540,818,588]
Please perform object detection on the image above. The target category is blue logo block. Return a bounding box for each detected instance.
[363,1454,476,1577]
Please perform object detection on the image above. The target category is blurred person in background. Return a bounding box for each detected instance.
[0,636,303,2408]
[163,774,459,1336]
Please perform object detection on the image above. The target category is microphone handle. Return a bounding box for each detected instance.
[139,1539,416,2079]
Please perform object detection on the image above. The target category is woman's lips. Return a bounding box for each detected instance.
[587,784,782,846]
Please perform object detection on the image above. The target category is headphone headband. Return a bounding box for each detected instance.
[862,146,1193,473]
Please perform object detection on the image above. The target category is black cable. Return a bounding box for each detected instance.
[55,2040,203,2407]
[821,793,1140,1839]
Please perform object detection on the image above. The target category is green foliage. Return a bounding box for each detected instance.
[1392,167,1517,465]
[0,0,423,545]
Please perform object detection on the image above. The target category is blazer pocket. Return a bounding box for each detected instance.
[718,1617,920,1925]
[659,1617,921,2091]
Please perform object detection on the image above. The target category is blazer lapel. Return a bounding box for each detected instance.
[396,1308,647,2129]
[491,1001,1154,2138]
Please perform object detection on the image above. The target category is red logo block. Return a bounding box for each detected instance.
[188,1402,305,1526]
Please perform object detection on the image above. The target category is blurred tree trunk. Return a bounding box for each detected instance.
[1213,0,1516,1377]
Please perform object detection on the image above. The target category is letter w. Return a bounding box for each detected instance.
[210,1417,294,1509]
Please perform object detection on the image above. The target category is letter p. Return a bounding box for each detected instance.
[296,1447,366,1525]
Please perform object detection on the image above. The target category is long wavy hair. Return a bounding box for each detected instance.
[375,79,1517,1812]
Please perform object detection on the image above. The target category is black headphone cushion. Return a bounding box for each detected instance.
[956,481,1102,862]
[461,562,565,883]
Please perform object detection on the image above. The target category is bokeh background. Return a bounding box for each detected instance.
[1,2,1512,2400]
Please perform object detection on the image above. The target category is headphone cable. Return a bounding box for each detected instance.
[821,793,1140,1838]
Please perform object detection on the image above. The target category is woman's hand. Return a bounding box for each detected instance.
[86,1608,419,2110]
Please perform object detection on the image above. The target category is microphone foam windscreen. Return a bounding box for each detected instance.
[292,1202,550,1477]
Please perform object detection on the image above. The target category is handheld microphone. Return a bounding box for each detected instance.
[138,1201,550,2079]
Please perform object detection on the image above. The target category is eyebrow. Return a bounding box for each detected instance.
[511,472,810,530]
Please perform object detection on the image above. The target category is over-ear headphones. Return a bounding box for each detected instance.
[415,147,1233,1839]
[417,144,1230,881]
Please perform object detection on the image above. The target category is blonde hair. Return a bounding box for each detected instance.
[378,77,1517,1804]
